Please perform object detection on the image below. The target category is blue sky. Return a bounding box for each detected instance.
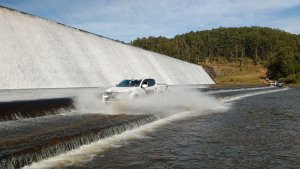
[1,0,300,42]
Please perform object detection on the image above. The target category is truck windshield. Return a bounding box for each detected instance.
[116,79,142,87]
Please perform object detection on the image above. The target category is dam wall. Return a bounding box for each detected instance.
[0,6,214,89]
[0,114,158,168]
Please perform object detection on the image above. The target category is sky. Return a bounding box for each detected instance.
[0,0,300,42]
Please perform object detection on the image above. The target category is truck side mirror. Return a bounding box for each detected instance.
[142,84,147,88]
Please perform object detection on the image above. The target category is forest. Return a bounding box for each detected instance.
[131,27,300,84]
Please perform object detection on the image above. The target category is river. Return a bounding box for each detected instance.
[20,86,299,169]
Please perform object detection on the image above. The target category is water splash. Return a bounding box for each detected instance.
[73,87,227,116]
[73,90,103,114]
[23,88,228,169]
[20,86,287,169]
[23,110,220,169]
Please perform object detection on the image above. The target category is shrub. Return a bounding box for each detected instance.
[281,73,300,84]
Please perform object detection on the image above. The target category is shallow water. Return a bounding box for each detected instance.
[48,87,299,169]
[0,86,293,168]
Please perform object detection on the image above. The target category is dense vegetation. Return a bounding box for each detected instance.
[131,27,300,84]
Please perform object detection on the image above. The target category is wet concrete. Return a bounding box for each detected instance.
[0,98,74,121]
[0,114,156,168]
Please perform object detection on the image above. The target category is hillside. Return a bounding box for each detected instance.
[131,27,300,84]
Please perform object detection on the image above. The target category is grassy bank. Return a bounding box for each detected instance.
[204,58,268,84]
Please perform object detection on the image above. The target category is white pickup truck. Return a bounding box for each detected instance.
[102,78,168,103]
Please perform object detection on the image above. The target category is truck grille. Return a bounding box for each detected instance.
[106,92,118,96]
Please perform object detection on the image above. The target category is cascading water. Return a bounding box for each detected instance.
[0,86,288,169]
[0,98,75,122]
[0,115,158,169]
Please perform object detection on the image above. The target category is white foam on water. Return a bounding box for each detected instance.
[72,90,104,114]
[220,87,289,103]
[23,110,219,169]
[207,86,276,94]
[24,89,227,169]
[73,87,228,114]
[23,87,288,169]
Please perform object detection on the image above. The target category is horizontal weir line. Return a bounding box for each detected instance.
[23,111,195,169]
[0,115,158,169]
[220,87,289,102]
[0,98,75,122]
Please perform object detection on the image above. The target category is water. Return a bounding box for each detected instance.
[0,6,214,90]
[22,86,299,169]
[0,114,159,169]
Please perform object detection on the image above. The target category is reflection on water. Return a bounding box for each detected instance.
[63,88,300,169]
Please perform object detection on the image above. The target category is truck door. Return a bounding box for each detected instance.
[145,79,156,94]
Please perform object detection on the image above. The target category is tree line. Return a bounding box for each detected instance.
[130,27,300,83]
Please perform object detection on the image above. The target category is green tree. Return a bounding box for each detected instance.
[131,26,300,80]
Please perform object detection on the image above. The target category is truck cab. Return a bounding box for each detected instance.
[102,78,167,103]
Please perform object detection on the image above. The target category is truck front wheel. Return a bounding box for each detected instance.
[132,95,139,100]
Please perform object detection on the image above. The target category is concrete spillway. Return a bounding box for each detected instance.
[0,6,214,89]
[0,114,158,168]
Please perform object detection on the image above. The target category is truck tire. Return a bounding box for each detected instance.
[132,95,139,100]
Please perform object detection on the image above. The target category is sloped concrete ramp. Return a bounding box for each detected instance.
[0,6,214,89]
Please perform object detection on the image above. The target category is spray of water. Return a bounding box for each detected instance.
[73,87,227,116]
[24,86,288,169]
[23,88,228,169]
[23,110,221,169]
[72,90,103,113]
